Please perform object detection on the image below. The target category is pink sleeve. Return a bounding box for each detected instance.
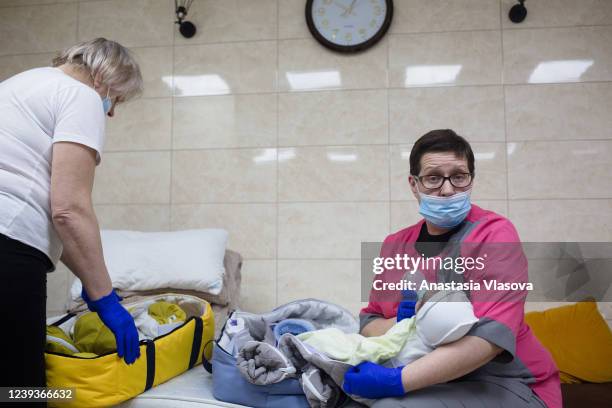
[360,300,383,317]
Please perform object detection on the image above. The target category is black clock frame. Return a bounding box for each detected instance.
[305,0,393,53]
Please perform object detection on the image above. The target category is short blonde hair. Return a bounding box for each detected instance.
[53,38,143,101]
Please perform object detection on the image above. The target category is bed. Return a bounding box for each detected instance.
[116,364,364,408]
[115,302,612,408]
[116,365,247,408]
[54,235,612,408]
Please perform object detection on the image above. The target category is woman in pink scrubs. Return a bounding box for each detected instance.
[344,129,561,408]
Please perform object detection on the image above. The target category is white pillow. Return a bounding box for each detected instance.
[70,229,228,301]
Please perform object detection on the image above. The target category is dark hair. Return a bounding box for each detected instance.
[409,129,475,176]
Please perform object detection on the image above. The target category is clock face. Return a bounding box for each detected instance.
[306,0,393,53]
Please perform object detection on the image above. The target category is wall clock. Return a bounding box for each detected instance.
[305,0,393,53]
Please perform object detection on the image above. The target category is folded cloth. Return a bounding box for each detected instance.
[132,301,187,340]
[133,309,160,340]
[297,317,416,366]
[237,340,297,385]
[46,326,79,355]
[148,301,187,324]
[73,311,116,355]
[237,334,368,408]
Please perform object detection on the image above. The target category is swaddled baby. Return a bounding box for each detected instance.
[297,290,479,368]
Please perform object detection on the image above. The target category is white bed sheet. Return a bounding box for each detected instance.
[115,365,365,408]
[115,365,245,408]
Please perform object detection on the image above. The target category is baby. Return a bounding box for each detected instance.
[297,290,479,368]
[389,289,478,367]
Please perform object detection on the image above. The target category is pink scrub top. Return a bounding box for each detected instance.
[360,204,561,408]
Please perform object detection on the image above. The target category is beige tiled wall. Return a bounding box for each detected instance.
[1,0,610,317]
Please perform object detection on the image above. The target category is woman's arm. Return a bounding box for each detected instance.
[361,316,397,337]
[50,141,112,300]
[401,335,503,392]
[342,335,504,398]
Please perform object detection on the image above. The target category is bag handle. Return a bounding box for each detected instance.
[188,316,203,369]
[201,339,214,374]
[144,340,155,391]
[201,309,237,374]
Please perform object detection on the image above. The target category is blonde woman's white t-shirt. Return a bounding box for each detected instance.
[0,67,105,268]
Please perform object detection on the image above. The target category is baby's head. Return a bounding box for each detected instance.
[415,289,439,313]
[414,290,479,347]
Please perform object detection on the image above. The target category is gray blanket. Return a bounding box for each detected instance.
[231,299,371,408]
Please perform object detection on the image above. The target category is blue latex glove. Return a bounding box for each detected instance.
[83,288,141,364]
[81,287,122,312]
[343,361,406,399]
[396,289,418,322]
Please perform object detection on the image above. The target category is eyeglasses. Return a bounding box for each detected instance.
[415,173,473,190]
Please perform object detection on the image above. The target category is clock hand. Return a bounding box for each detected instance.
[346,0,357,15]
[334,1,349,12]
[334,1,356,16]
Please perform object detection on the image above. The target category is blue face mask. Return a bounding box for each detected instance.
[93,75,113,115]
[417,188,472,228]
[102,96,112,114]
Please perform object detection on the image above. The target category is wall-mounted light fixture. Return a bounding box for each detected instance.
[509,0,527,24]
[175,0,196,38]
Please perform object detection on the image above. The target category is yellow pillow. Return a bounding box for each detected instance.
[525,301,612,383]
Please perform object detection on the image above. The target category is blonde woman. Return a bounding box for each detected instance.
[0,38,143,389]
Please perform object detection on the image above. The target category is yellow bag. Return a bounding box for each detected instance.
[45,294,214,407]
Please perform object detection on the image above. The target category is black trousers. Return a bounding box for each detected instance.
[0,233,51,407]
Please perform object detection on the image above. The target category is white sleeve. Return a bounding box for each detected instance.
[52,85,106,165]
